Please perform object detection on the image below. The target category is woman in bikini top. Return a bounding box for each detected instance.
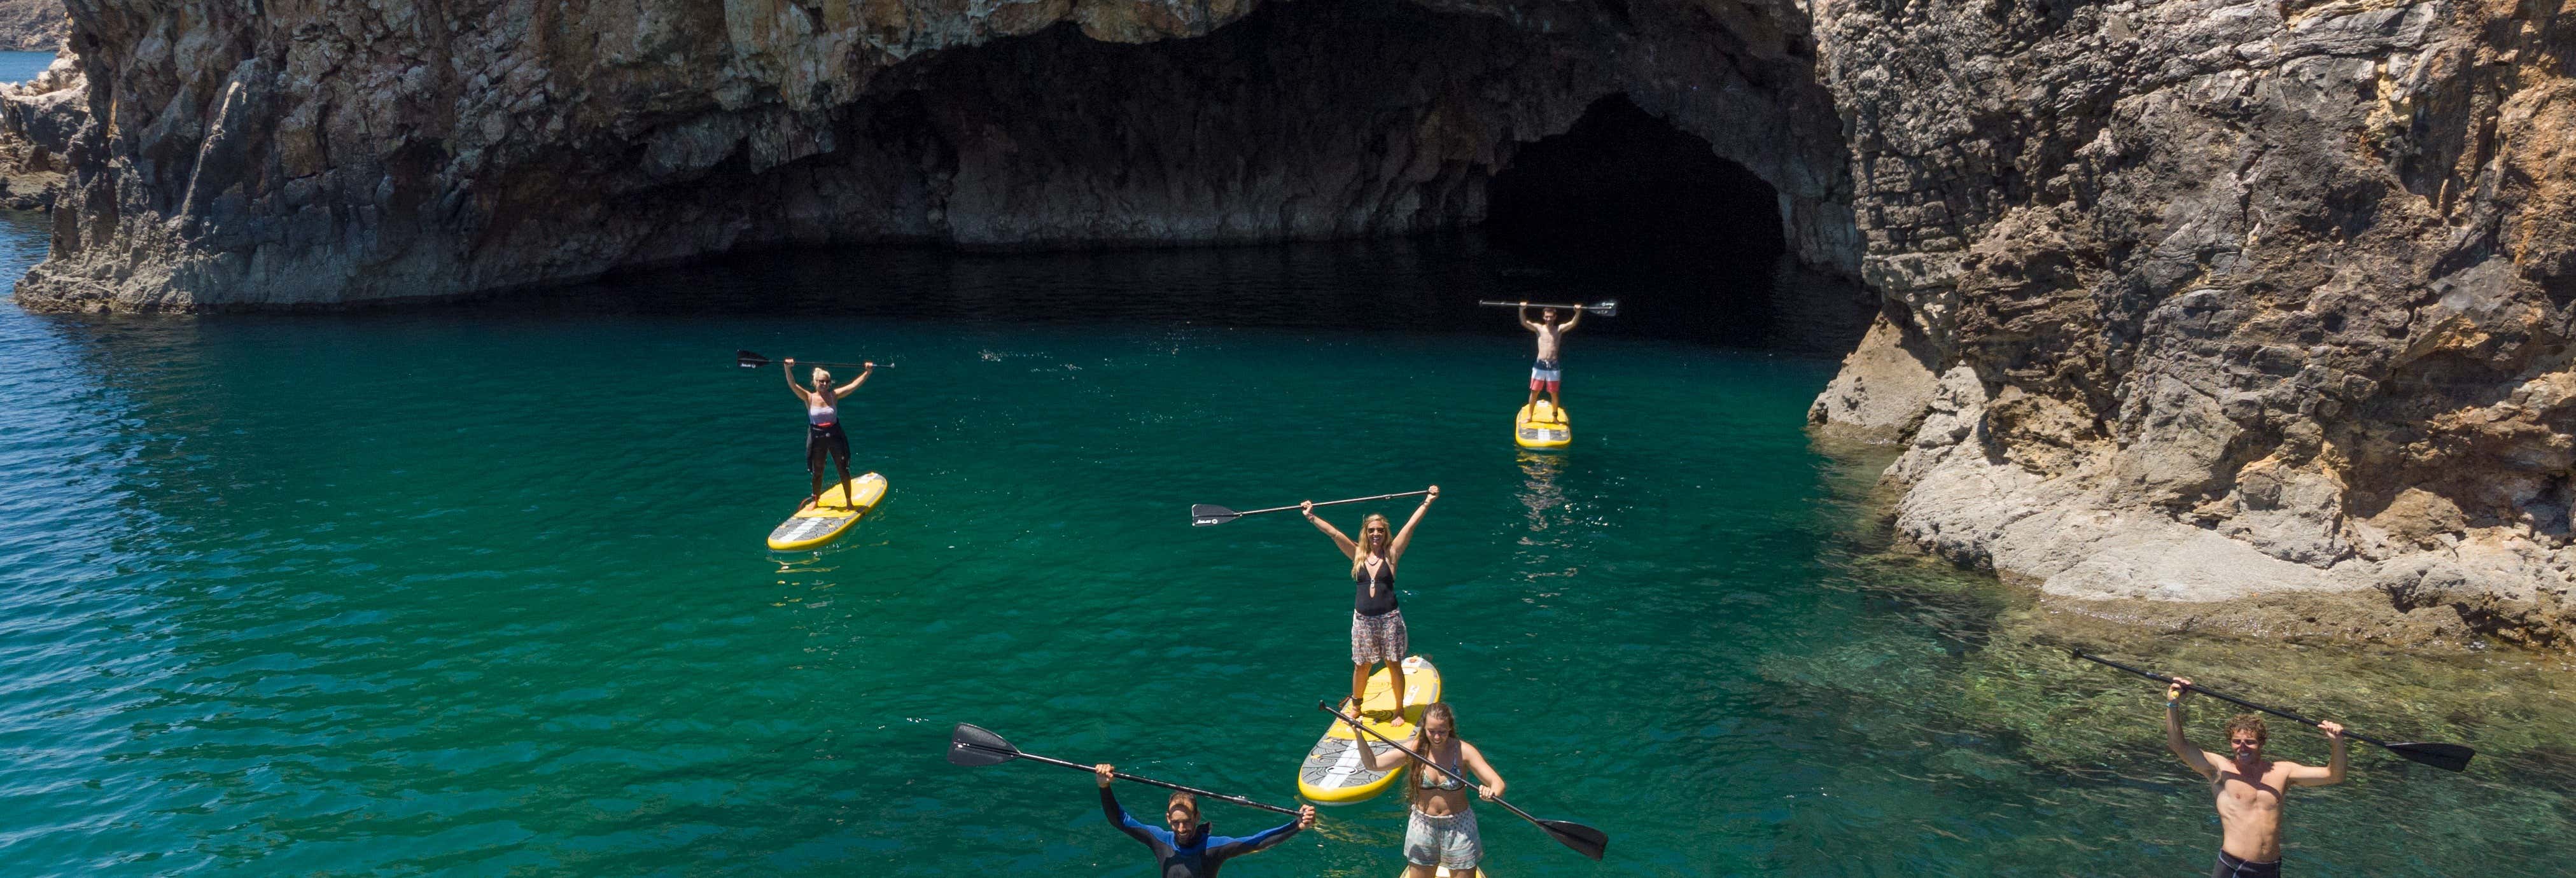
[1399,702,1503,818]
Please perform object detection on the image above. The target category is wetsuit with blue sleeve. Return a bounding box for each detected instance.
[1102,786,1303,877]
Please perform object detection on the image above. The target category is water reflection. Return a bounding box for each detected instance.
[1513,449,1565,527]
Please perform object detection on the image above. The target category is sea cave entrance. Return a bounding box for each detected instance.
[1485,94,1858,349]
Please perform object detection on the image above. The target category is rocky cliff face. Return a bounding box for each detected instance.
[0,52,80,208]
[1809,0,2576,647]
[11,0,1851,309]
[0,1,64,52]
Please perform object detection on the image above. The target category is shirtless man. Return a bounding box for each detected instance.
[1518,302,1581,415]
[2165,676,2347,877]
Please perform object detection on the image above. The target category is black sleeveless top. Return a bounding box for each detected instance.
[1355,556,1398,617]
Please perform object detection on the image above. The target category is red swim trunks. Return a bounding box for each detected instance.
[1529,358,1561,393]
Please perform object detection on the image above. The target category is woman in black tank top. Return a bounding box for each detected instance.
[1304,485,1438,722]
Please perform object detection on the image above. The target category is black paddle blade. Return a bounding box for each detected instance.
[1188,505,1240,526]
[1541,818,1609,860]
[2385,741,2475,772]
[736,349,769,369]
[948,723,1019,767]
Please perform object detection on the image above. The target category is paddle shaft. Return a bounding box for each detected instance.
[2074,652,2394,748]
[960,743,1301,816]
[1317,702,1553,832]
[769,359,880,370]
[1230,491,1431,519]
[738,350,887,370]
[1478,300,1613,312]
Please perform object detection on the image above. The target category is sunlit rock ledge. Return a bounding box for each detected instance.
[1810,0,2575,648]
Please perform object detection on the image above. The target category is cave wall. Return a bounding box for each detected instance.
[1807,0,2576,646]
[11,0,1852,310]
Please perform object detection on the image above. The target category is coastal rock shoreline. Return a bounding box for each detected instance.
[1807,0,2576,650]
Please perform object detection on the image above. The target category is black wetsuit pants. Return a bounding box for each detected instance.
[806,423,851,475]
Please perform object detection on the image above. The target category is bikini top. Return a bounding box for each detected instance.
[1416,741,1465,790]
[808,396,837,426]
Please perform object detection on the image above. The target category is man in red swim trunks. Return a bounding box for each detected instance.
[1518,302,1579,416]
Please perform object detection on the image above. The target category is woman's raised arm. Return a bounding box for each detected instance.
[1303,500,1359,560]
[832,363,875,396]
[1388,485,1438,561]
[783,359,811,403]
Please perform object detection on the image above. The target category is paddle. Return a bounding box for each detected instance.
[736,349,890,370]
[1478,300,1619,317]
[1190,490,1431,527]
[2070,651,2475,772]
[1317,701,1608,860]
[946,723,1303,816]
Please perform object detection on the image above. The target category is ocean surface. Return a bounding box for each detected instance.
[2,214,2572,875]
[0,52,57,85]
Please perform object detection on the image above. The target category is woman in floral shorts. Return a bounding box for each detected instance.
[1303,485,1437,723]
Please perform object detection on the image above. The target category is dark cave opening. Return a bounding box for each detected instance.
[1488,94,1788,271]
[584,4,1871,352]
[1482,94,1847,349]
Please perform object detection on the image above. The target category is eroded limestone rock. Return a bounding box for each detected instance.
[1813,0,2576,648]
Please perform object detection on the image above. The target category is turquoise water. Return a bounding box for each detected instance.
[0,52,57,84]
[3,218,2573,875]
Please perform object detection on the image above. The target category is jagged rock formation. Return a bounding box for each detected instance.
[10,0,1852,309]
[0,52,78,208]
[0,0,64,51]
[1809,0,2576,647]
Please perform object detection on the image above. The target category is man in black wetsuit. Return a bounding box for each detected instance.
[1096,762,1315,876]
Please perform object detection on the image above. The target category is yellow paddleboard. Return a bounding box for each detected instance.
[1514,401,1570,449]
[1298,655,1442,804]
[766,472,888,550]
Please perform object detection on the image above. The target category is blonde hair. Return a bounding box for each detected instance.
[1352,513,1393,576]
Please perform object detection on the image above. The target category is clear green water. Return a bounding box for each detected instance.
[3,221,2572,875]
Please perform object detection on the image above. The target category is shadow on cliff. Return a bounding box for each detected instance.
[512,92,1870,352]
[510,229,1870,353]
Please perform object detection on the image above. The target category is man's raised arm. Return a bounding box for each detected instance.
[2166,676,2219,778]
[2287,721,2348,786]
